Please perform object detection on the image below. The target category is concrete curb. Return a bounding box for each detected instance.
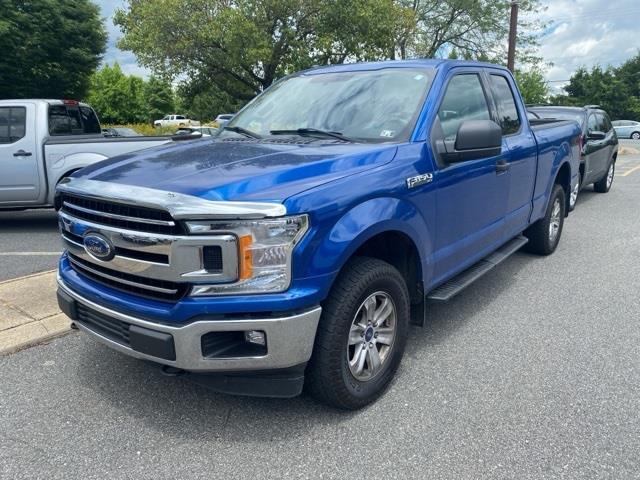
[0,271,71,356]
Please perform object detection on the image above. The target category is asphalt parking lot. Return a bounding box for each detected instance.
[1,152,640,479]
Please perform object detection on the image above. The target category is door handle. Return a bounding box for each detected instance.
[13,150,32,157]
[496,160,510,173]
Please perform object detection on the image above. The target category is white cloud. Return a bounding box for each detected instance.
[535,0,640,93]
[96,0,151,78]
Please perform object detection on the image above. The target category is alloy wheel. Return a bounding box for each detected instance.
[347,291,397,381]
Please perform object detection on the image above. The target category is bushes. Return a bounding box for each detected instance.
[102,123,178,136]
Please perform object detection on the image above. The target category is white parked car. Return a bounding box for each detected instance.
[153,114,200,128]
[0,99,172,210]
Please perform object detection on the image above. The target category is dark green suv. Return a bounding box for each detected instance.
[528,105,618,209]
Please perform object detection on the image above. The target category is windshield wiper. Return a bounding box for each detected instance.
[270,128,353,142]
[223,125,262,139]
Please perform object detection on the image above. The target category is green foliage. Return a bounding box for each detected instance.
[514,68,549,104]
[395,0,543,63]
[0,0,107,99]
[555,54,640,121]
[114,0,543,110]
[102,123,178,136]
[86,64,176,124]
[145,76,176,123]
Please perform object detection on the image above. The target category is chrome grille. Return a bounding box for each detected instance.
[58,193,240,302]
[68,253,188,302]
[60,193,183,235]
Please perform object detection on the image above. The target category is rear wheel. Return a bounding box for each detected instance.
[524,183,565,256]
[569,175,581,211]
[631,132,640,140]
[306,257,409,410]
[594,160,615,193]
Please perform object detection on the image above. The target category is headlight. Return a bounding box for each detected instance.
[186,214,309,295]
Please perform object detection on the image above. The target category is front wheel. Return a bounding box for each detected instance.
[631,132,640,140]
[306,257,409,409]
[524,183,566,256]
[593,160,615,193]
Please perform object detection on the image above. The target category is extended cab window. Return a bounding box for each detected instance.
[489,74,521,135]
[0,107,26,144]
[438,74,491,141]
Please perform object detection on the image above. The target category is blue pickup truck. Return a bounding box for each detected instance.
[56,60,581,409]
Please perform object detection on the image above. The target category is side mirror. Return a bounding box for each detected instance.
[442,120,502,162]
[587,130,606,140]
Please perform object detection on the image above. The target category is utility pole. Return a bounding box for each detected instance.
[507,1,519,72]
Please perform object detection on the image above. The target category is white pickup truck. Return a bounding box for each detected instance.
[0,99,172,210]
[153,114,200,128]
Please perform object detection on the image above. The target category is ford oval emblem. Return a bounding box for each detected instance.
[83,233,115,261]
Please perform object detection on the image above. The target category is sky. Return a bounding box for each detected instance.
[99,0,640,94]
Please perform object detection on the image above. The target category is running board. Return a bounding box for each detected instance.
[426,235,529,302]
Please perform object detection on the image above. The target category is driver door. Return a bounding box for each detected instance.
[430,71,510,285]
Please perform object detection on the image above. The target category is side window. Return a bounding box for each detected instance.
[79,106,101,134]
[587,114,598,133]
[176,115,185,120]
[489,75,521,135]
[438,74,491,141]
[600,114,612,132]
[0,107,26,144]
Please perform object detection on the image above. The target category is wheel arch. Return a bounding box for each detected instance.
[304,197,430,324]
[554,160,572,215]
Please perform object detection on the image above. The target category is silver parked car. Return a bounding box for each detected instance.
[612,120,640,139]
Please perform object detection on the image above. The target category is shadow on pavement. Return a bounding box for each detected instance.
[71,249,537,444]
[0,209,59,232]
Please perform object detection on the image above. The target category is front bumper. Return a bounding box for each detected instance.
[57,277,322,373]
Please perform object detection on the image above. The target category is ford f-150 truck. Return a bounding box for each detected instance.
[55,60,581,409]
[0,99,171,210]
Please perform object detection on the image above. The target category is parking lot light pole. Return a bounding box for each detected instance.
[507,0,519,72]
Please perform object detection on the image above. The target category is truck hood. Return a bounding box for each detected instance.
[77,138,397,203]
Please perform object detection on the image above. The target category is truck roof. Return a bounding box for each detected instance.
[0,99,92,108]
[302,59,511,76]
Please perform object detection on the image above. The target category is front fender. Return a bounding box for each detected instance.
[299,197,432,294]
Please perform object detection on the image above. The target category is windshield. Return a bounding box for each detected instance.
[225,67,434,143]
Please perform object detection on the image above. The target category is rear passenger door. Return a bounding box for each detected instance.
[487,72,538,237]
[430,71,510,283]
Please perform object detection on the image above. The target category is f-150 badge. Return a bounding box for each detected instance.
[406,173,433,189]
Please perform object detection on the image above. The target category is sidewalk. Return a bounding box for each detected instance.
[0,270,70,355]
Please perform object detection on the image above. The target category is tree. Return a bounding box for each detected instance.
[514,68,549,104]
[144,76,176,123]
[86,64,177,124]
[114,0,404,105]
[0,0,106,99]
[86,63,144,124]
[114,0,545,112]
[557,62,640,121]
[393,0,543,63]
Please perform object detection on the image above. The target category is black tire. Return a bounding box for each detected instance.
[631,132,640,140]
[593,160,615,193]
[524,183,565,256]
[305,257,410,410]
[568,173,582,212]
